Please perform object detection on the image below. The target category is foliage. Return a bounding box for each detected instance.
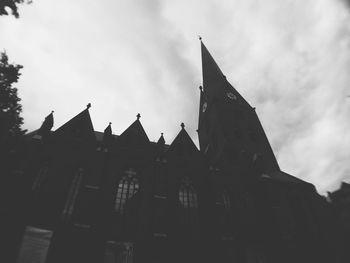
[0,0,32,18]
[0,51,26,144]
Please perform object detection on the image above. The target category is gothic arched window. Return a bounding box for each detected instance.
[178,176,198,225]
[115,168,139,214]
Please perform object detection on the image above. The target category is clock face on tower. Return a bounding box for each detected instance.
[202,102,208,112]
[226,92,237,100]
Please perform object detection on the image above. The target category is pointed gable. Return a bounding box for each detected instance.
[117,114,149,147]
[167,123,198,157]
[53,104,96,143]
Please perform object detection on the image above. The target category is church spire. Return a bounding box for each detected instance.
[198,40,279,172]
[200,41,251,108]
[200,41,225,99]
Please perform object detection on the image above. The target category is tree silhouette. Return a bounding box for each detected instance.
[0,52,26,146]
[0,0,32,18]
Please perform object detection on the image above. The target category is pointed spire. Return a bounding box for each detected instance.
[157,132,165,145]
[201,41,225,96]
[200,41,251,108]
[104,122,112,136]
[199,41,279,171]
[103,122,113,147]
[38,111,54,136]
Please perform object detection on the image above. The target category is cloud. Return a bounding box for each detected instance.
[1,0,350,193]
[341,0,350,8]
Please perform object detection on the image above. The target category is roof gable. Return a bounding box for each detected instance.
[167,125,199,157]
[53,107,96,143]
[117,118,149,147]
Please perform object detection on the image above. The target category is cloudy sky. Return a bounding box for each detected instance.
[1,0,350,194]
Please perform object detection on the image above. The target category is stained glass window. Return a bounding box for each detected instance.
[115,168,139,214]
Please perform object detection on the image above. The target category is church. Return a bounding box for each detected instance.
[1,40,349,263]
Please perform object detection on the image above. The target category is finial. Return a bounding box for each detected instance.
[198,35,202,41]
[181,123,185,129]
[51,110,54,114]
[161,132,164,136]
[199,86,203,92]
[136,113,141,120]
[86,103,91,109]
[109,122,112,125]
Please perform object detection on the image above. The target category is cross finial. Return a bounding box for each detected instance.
[198,35,202,41]
[199,86,203,92]
[86,103,91,109]
[51,110,54,114]
[161,132,164,136]
[136,113,141,120]
[109,122,112,125]
[181,122,185,129]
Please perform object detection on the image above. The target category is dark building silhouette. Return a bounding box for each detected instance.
[1,41,349,263]
[328,183,350,238]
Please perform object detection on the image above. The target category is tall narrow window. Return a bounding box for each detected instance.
[32,164,49,191]
[115,168,139,214]
[178,176,198,225]
[104,241,134,263]
[62,168,83,222]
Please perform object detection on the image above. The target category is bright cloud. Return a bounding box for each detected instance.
[1,0,350,193]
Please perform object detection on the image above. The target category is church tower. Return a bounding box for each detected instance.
[198,40,279,174]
